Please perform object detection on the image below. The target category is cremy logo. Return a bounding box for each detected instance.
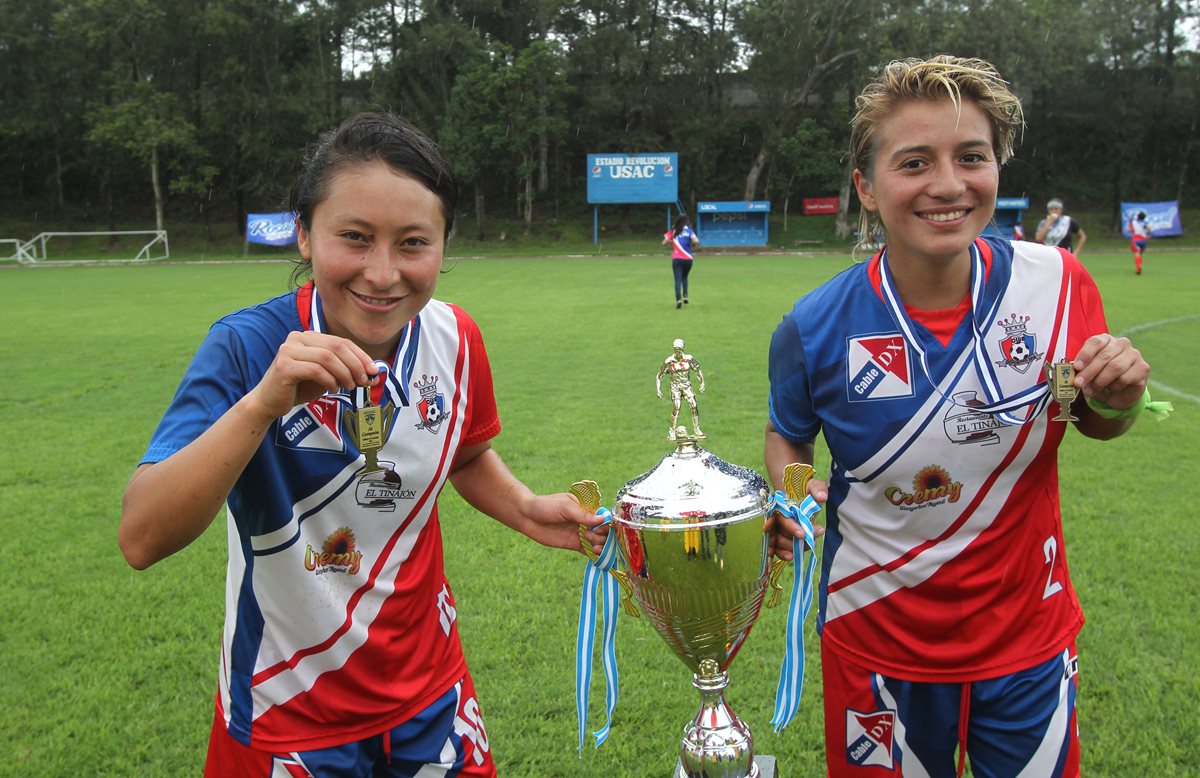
[846,708,895,768]
[847,334,913,402]
[885,464,964,512]
[304,527,363,576]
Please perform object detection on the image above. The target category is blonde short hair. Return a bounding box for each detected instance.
[850,55,1024,251]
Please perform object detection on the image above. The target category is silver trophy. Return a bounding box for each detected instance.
[575,340,810,778]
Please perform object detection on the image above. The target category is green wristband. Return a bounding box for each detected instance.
[1085,389,1173,421]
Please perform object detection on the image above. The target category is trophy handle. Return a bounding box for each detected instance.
[766,463,817,609]
[571,480,642,618]
[782,462,815,504]
[571,480,603,562]
[767,558,788,608]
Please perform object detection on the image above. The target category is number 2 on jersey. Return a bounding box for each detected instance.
[1042,535,1064,599]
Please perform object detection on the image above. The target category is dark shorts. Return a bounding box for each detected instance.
[822,643,1080,777]
[204,670,496,777]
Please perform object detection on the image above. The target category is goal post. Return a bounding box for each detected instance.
[16,230,170,263]
[0,239,37,264]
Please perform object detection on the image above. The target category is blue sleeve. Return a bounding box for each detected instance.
[768,311,820,443]
[142,323,251,464]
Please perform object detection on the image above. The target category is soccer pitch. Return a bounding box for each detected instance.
[0,249,1195,776]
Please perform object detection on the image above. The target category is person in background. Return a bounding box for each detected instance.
[119,112,605,777]
[766,55,1165,778]
[662,213,699,309]
[1035,197,1087,255]
[1128,209,1151,275]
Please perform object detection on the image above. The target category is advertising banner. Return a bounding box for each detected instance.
[1120,201,1183,237]
[587,153,678,203]
[246,212,298,246]
[802,197,839,215]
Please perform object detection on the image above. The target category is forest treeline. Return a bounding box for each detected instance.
[1,0,1197,240]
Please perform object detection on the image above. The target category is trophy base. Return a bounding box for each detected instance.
[674,754,777,778]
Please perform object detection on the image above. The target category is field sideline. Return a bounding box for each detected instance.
[0,248,1195,776]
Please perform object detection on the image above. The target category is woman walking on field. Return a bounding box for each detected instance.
[662,213,699,309]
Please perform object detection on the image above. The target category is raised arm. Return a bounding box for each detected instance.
[119,331,377,570]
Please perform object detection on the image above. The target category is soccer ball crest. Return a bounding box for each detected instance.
[414,374,446,434]
[994,314,1042,373]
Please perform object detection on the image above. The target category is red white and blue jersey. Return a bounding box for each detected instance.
[665,227,697,260]
[142,281,500,751]
[769,236,1108,682]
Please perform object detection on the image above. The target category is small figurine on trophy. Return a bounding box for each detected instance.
[657,338,706,441]
[1045,359,1080,422]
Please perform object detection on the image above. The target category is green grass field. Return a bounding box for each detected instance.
[0,246,1196,776]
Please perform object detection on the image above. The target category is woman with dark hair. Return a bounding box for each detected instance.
[662,213,700,308]
[120,112,605,777]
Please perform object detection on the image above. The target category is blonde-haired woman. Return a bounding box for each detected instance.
[765,56,1163,777]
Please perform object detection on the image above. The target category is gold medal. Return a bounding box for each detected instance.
[343,390,389,474]
[356,405,383,451]
[1046,359,1080,422]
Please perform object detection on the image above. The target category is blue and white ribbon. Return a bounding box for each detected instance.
[878,244,1052,426]
[576,508,620,753]
[768,490,821,732]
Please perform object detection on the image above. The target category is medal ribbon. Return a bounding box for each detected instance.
[878,243,1051,426]
[354,360,392,410]
[575,508,620,753]
[768,490,821,732]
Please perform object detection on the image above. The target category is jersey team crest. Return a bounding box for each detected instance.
[994,313,1043,373]
[414,373,446,434]
[846,334,913,402]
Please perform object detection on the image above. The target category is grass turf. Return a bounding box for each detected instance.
[0,246,1195,776]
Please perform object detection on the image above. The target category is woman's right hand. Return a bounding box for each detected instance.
[246,331,379,422]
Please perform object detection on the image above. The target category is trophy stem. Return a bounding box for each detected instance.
[676,662,758,778]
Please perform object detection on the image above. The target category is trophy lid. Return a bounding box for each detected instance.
[614,438,769,529]
[626,339,769,528]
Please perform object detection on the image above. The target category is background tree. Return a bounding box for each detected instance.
[1,0,1197,240]
[774,118,844,230]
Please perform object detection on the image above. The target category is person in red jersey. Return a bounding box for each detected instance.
[765,56,1167,778]
[120,112,606,777]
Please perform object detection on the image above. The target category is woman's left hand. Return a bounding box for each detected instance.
[1071,333,1149,411]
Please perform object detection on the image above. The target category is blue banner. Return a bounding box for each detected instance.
[587,153,678,204]
[1120,201,1183,237]
[246,212,298,246]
